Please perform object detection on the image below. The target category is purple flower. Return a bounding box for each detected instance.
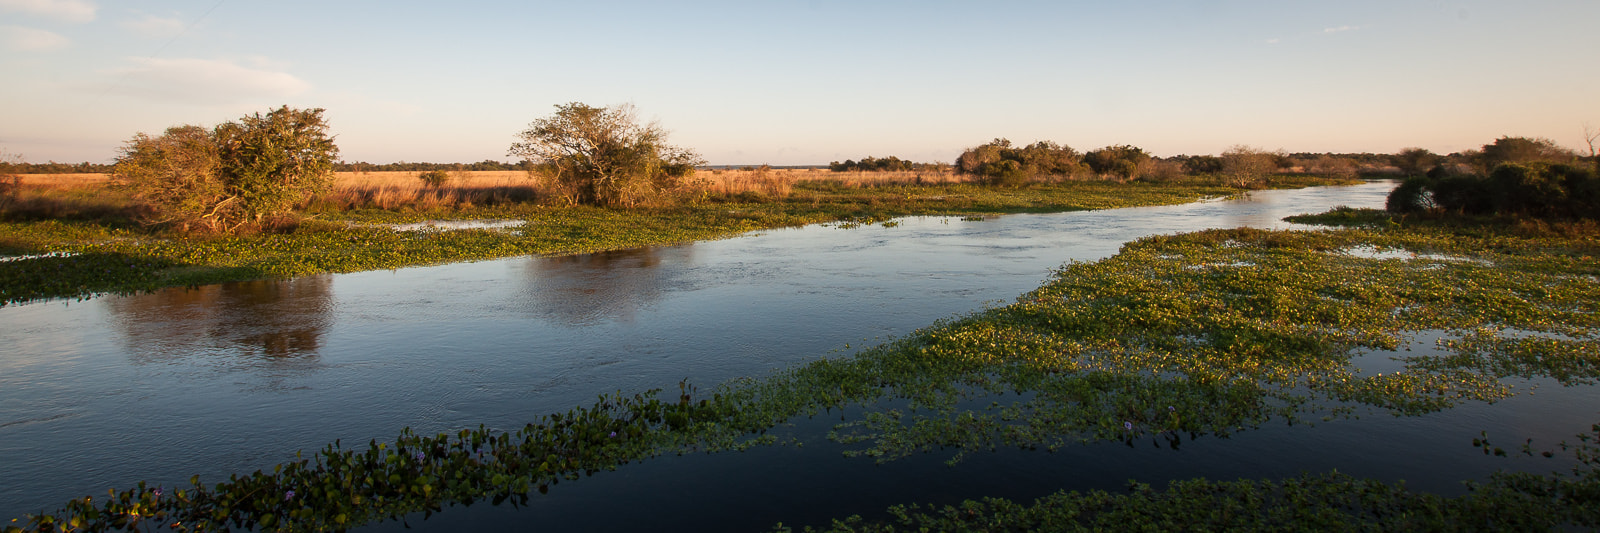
[1124,421,1134,431]
[1168,406,1176,412]
[151,487,163,498]
[609,431,617,438]
[415,451,425,462]
[284,490,296,501]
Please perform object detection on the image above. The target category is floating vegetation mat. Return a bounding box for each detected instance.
[385,219,526,232]
[7,209,1599,531]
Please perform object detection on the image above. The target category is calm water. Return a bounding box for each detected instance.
[2,181,1593,529]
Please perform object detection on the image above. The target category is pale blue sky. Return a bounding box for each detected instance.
[2,0,1596,165]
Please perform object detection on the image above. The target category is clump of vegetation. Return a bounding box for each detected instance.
[10,206,1597,531]
[111,106,339,234]
[955,139,1088,186]
[1220,145,1281,187]
[828,156,944,173]
[1083,144,1151,180]
[508,103,703,208]
[1386,137,1596,219]
[417,170,450,188]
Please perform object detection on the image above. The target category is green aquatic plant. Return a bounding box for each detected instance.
[1,177,1352,307]
[16,205,1598,532]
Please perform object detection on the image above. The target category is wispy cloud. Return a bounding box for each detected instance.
[1322,25,1361,34]
[1,25,68,50]
[104,57,311,105]
[119,14,183,39]
[0,0,96,23]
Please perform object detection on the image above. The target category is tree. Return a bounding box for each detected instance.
[1220,145,1279,187]
[1306,154,1359,179]
[1478,136,1577,171]
[112,106,339,233]
[508,103,703,207]
[1393,148,1439,177]
[1084,145,1150,180]
[955,138,1084,185]
[1181,155,1224,175]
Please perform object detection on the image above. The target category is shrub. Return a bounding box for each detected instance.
[1386,162,1597,219]
[112,106,339,233]
[418,170,450,188]
[1221,146,1279,187]
[508,103,703,208]
[955,139,1086,184]
[1384,177,1435,213]
[1182,155,1225,175]
[1084,145,1150,180]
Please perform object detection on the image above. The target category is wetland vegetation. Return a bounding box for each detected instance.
[7,205,1597,532]
[4,107,1597,530]
[0,175,1354,307]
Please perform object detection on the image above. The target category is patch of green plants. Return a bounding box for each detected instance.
[7,207,1597,531]
[0,177,1354,307]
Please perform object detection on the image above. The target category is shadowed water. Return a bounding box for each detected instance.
[3,181,1592,529]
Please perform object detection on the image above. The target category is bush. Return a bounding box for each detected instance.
[1182,155,1225,175]
[1221,146,1279,187]
[1084,145,1150,180]
[112,106,339,233]
[418,170,450,188]
[955,139,1086,185]
[508,103,703,207]
[1386,162,1597,219]
[1385,177,1435,213]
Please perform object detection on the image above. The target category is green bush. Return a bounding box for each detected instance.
[112,106,339,233]
[1384,177,1435,214]
[418,170,450,188]
[508,103,703,208]
[1386,162,1597,219]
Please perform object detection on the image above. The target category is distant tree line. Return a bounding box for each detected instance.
[334,160,532,172]
[1387,136,1596,219]
[828,155,944,172]
[2,161,115,173]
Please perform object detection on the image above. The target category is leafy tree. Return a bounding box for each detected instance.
[1386,162,1596,218]
[1478,136,1577,171]
[1181,155,1224,175]
[509,103,703,207]
[112,106,339,233]
[1393,148,1440,177]
[955,138,1085,185]
[1084,145,1150,180]
[1221,145,1279,187]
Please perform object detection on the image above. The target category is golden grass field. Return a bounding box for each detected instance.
[17,168,970,195]
[7,168,972,213]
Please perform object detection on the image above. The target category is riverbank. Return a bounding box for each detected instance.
[0,176,1351,306]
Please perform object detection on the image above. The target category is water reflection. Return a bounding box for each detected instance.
[517,246,693,326]
[104,276,334,367]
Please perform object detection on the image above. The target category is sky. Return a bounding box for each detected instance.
[2,0,1597,166]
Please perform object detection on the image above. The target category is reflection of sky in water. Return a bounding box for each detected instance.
[6,181,1593,528]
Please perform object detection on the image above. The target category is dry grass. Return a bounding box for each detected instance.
[15,173,113,188]
[318,171,542,210]
[8,168,978,212]
[697,168,970,199]
[3,174,140,221]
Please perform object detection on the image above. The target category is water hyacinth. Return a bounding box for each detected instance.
[6,206,1598,531]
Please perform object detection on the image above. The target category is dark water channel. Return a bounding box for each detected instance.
[2,181,1594,530]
